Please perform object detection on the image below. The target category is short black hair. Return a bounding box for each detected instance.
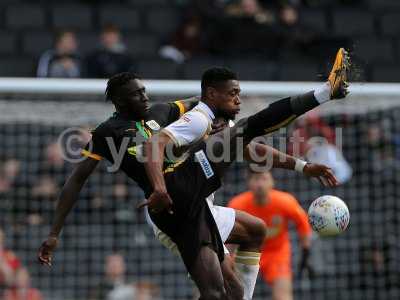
[105,72,140,103]
[201,67,238,96]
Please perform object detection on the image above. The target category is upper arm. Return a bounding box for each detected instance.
[162,111,210,147]
[70,158,99,184]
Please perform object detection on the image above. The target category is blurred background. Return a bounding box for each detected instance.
[0,0,399,300]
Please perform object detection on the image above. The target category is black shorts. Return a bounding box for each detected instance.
[149,141,224,271]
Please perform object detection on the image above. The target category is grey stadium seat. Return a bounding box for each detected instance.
[6,4,45,29]
[98,5,140,31]
[0,32,17,55]
[333,11,374,37]
[380,13,400,36]
[136,59,179,79]
[0,57,35,77]
[125,35,158,58]
[146,9,180,35]
[278,63,319,81]
[298,9,327,34]
[372,66,400,82]
[128,0,167,7]
[77,32,99,55]
[22,31,53,56]
[182,57,225,80]
[225,59,277,81]
[354,38,395,64]
[51,4,93,30]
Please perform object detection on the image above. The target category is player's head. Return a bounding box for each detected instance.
[247,169,274,204]
[201,67,241,120]
[105,72,150,120]
[105,253,126,280]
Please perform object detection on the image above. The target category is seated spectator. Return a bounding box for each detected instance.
[89,253,136,300]
[37,30,82,78]
[159,15,205,63]
[86,25,134,79]
[3,267,43,300]
[0,228,21,289]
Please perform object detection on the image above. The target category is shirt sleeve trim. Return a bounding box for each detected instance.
[174,100,186,116]
[162,128,180,147]
[81,149,103,161]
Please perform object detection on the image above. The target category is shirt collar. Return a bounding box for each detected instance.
[197,101,215,120]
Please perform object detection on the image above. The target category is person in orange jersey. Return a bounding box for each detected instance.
[228,170,312,300]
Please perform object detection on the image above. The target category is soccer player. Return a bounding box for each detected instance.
[228,170,312,300]
[142,48,349,299]
[148,67,340,300]
[36,72,331,299]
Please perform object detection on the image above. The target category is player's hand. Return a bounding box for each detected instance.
[137,189,174,214]
[298,248,315,279]
[303,163,338,187]
[210,118,228,135]
[38,236,58,266]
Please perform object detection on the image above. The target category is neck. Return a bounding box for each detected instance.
[200,99,218,116]
[116,110,140,121]
[254,192,269,205]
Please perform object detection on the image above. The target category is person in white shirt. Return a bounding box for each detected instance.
[143,49,349,300]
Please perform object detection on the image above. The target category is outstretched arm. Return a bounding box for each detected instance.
[38,158,99,266]
[244,142,338,187]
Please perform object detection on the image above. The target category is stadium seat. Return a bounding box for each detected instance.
[146,9,180,35]
[50,4,93,30]
[0,57,35,77]
[77,32,99,55]
[367,0,400,10]
[298,9,327,34]
[128,0,168,7]
[372,65,400,82]
[380,13,400,36]
[5,4,45,29]
[333,11,375,37]
[22,31,53,57]
[278,63,319,81]
[354,38,395,63]
[136,59,179,79]
[224,59,277,81]
[98,6,140,31]
[0,32,17,55]
[125,35,158,58]
[182,57,226,80]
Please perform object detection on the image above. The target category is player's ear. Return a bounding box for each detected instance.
[206,86,216,100]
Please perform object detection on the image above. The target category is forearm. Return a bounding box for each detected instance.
[49,178,85,237]
[244,142,304,171]
[300,234,312,250]
[144,136,168,192]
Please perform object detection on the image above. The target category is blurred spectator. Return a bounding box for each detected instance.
[135,281,163,300]
[0,159,20,194]
[90,253,136,300]
[37,30,82,78]
[3,268,43,300]
[86,25,134,79]
[160,15,205,63]
[0,228,21,289]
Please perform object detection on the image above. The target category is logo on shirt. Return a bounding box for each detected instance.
[195,150,214,179]
[146,120,160,131]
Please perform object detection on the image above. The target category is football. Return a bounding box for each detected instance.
[308,195,350,237]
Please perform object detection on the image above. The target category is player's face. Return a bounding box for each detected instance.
[248,172,274,204]
[118,79,150,120]
[214,80,241,120]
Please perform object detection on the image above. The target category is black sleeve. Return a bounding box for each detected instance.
[81,128,110,161]
[148,102,183,127]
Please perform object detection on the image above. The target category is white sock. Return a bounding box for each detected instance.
[313,82,331,104]
[235,251,261,300]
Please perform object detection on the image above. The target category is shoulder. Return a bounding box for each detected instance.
[229,191,253,208]
[271,189,298,206]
